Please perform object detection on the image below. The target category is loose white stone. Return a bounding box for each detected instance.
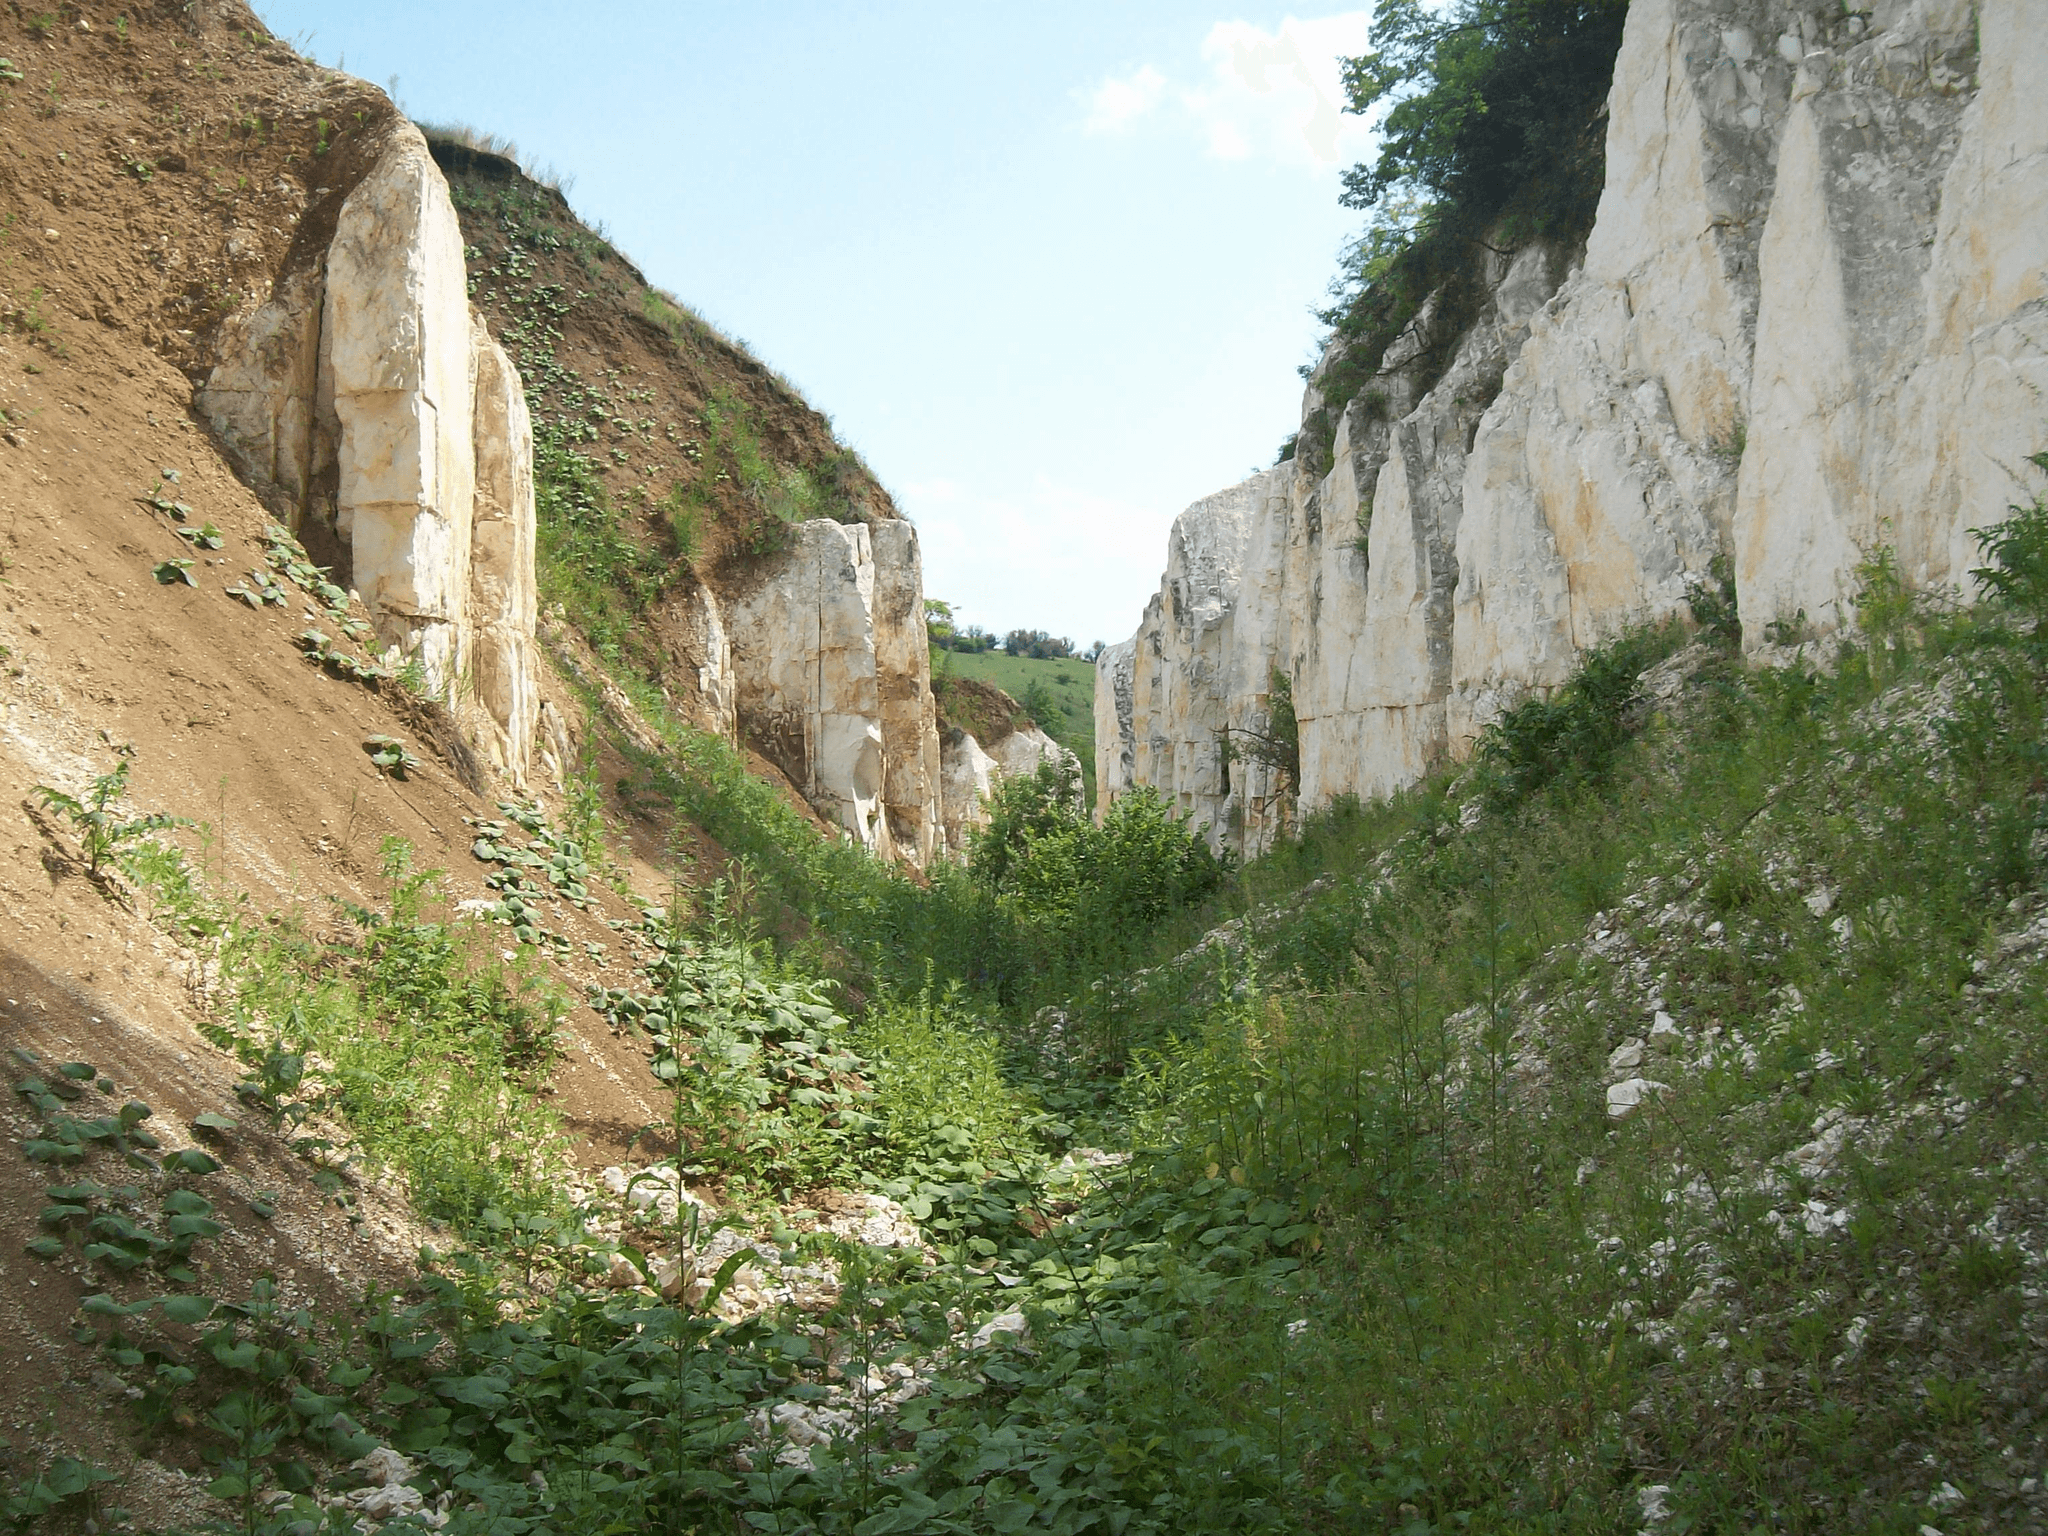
[969,1310,1031,1349]
[1607,1078,1670,1119]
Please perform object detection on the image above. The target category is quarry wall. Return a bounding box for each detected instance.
[1102,0,2048,857]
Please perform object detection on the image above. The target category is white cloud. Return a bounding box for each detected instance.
[1082,64,1167,134]
[1080,13,1375,168]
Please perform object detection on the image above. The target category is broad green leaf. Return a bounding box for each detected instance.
[160,1294,215,1325]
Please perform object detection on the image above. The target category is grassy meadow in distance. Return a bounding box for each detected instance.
[931,646,1099,800]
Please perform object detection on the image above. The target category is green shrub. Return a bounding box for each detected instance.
[197,838,571,1228]
[1311,0,1628,423]
[972,759,1223,971]
[1222,669,1300,797]
[1687,551,1741,647]
[857,980,1034,1172]
[30,751,181,879]
[1476,620,1683,811]
[1971,451,2048,629]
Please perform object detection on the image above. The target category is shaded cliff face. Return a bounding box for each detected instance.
[1105,0,2047,854]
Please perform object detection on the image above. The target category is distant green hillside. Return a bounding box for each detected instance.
[932,647,1097,803]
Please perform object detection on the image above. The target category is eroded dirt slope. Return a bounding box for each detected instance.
[0,2,774,1513]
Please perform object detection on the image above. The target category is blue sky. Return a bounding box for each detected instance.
[252,3,1377,647]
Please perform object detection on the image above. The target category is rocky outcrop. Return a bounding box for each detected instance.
[1105,0,2048,855]
[871,522,944,866]
[938,720,1077,860]
[200,118,949,859]
[199,124,540,783]
[1093,638,1137,816]
[728,520,942,864]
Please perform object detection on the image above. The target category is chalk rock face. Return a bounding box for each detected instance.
[1123,479,1258,847]
[939,728,1000,859]
[1093,638,1137,818]
[729,521,941,864]
[871,521,944,866]
[1737,0,2047,635]
[200,122,540,783]
[667,578,738,742]
[938,720,1076,860]
[466,317,539,779]
[988,724,1076,786]
[1105,0,2048,833]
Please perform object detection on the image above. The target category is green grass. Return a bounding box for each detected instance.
[932,646,1097,802]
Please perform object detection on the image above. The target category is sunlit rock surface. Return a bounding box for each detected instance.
[1103,0,2047,851]
[729,520,941,863]
[200,123,540,782]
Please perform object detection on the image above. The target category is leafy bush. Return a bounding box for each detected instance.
[192,838,571,1228]
[856,983,1033,1172]
[1476,620,1684,811]
[30,750,181,879]
[1002,628,1075,660]
[972,758,1223,968]
[630,905,874,1195]
[1687,551,1741,647]
[1971,451,2048,633]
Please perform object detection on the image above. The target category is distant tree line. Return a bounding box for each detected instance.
[926,601,1105,662]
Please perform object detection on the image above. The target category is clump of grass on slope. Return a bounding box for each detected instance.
[140,834,572,1230]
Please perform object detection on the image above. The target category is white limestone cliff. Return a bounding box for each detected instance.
[199,123,540,784]
[728,520,943,864]
[1104,0,2048,855]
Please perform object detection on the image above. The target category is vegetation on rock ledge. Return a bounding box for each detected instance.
[1305,0,1629,456]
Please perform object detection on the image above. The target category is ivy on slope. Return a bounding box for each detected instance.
[450,170,876,676]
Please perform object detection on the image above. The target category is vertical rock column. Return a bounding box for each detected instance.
[468,317,540,784]
[195,266,333,531]
[870,521,942,866]
[322,134,477,692]
[1123,481,1254,845]
[200,123,541,784]
[1094,638,1136,820]
[1737,0,2046,632]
